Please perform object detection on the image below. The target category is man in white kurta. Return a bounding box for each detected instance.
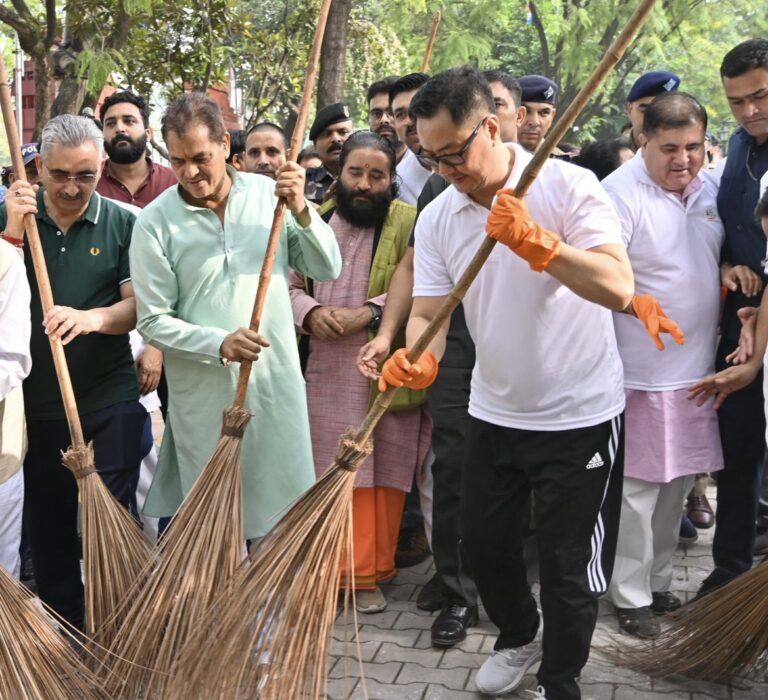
[603,93,727,638]
[129,94,341,539]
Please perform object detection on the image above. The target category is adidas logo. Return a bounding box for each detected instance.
[586,452,605,469]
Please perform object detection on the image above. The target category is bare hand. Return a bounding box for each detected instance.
[137,345,163,395]
[330,306,372,337]
[43,305,100,345]
[688,364,760,409]
[220,328,270,362]
[725,306,758,365]
[304,307,344,341]
[4,180,39,233]
[357,335,392,380]
[275,161,308,217]
[721,264,763,298]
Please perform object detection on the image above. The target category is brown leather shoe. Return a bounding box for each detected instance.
[687,494,715,529]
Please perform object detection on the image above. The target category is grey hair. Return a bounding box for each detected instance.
[39,114,104,160]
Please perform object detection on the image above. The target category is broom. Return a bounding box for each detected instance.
[0,60,150,645]
[0,565,108,699]
[168,2,660,698]
[605,560,768,680]
[94,0,334,696]
[420,10,442,73]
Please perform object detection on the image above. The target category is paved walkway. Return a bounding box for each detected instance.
[328,495,768,700]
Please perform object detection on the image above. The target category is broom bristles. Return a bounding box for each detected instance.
[168,429,372,699]
[95,406,250,698]
[604,561,768,679]
[61,443,152,646]
[0,565,108,699]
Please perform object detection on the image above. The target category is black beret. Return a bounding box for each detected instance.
[309,102,352,141]
[519,75,558,105]
[627,71,680,103]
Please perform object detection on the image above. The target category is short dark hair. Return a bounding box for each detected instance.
[482,70,522,108]
[161,93,226,143]
[367,76,400,106]
[573,137,633,181]
[410,66,495,127]
[641,92,708,137]
[756,187,768,221]
[297,146,320,166]
[389,73,430,106]
[246,122,289,151]
[338,130,398,183]
[99,90,150,128]
[227,129,246,163]
[720,38,768,79]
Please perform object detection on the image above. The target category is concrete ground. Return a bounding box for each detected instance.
[328,494,768,700]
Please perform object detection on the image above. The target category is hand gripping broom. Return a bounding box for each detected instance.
[0,565,107,699]
[167,2,659,698]
[0,60,150,645]
[94,0,334,696]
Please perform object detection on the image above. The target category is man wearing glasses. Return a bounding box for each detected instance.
[367,76,407,163]
[377,67,676,700]
[0,114,145,630]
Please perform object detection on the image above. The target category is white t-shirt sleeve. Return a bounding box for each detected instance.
[413,207,454,297]
[554,166,623,251]
[602,182,636,248]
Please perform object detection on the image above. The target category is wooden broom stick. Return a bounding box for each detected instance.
[355,0,658,446]
[420,11,442,73]
[0,59,85,448]
[233,0,333,408]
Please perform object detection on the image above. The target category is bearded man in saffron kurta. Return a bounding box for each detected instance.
[129,93,341,538]
[290,131,431,613]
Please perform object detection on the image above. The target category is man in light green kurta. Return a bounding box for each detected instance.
[129,93,341,538]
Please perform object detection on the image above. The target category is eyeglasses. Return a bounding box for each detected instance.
[416,117,488,168]
[368,108,393,121]
[44,166,98,186]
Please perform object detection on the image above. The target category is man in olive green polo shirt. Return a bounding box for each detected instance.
[1,114,145,630]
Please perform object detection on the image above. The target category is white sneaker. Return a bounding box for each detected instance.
[475,633,543,695]
[525,686,548,699]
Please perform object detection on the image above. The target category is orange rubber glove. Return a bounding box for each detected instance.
[378,348,439,392]
[630,294,685,351]
[485,189,562,272]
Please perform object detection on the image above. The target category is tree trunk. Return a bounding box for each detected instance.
[51,70,88,118]
[31,53,53,141]
[317,0,352,110]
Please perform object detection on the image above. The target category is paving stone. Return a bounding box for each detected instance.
[397,662,470,689]
[614,686,689,699]
[351,610,401,630]
[393,611,438,630]
[329,659,402,684]
[329,639,381,662]
[383,582,417,602]
[438,648,487,670]
[576,682,616,699]
[649,676,729,698]
[581,658,651,685]
[423,684,485,699]
[354,625,421,646]
[349,679,427,699]
[326,676,359,699]
[376,641,443,667]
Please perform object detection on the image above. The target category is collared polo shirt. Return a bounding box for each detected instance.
[413,143,625,431]
[0,190,138,419]
[96,157,178,209]
[603,152,724,389]
[718,127,768,342]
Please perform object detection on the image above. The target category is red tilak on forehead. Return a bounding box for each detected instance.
[363,163,370,169]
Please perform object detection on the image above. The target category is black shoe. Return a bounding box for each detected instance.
[616,606,660,638]
[431,603,478,647]
[395,526,430,569]
[650,590,681,614]
[416,573,444,612]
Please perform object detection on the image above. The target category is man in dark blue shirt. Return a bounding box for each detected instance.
[702,38,768,594]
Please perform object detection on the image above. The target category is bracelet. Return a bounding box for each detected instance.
[1,232,24,247]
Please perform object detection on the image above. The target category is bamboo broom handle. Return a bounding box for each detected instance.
[353,0,659,445]
[0,60,86,448]
[232,0,333,408]
[420,11,442,73]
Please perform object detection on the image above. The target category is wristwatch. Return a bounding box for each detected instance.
[367,303,383,332]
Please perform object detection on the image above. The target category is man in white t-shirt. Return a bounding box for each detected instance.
[391,73,434,205]
[602,93,741,638]
[377,67,680,700]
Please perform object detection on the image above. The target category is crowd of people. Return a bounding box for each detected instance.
[0,33,767,700]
